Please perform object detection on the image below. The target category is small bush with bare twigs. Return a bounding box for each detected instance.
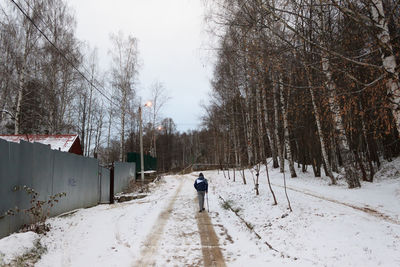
[5,186,66,234]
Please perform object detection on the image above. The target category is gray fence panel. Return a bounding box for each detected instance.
[99,167,110,203]
[17,141,34,228]
[0,139,103,238]
[7,142,22,235]
[51,151,99,216]
[80,157,99,207]
[32,142,54,203]
[52,152,81,215]
[114,162,136,194]
[0,139,13,237]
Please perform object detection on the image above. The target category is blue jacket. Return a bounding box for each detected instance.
[194,175,208,192]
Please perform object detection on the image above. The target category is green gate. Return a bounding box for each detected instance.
[127,152,157,172]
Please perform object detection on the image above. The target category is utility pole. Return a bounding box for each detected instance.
[139,106,144,183]
[139,101,152,183]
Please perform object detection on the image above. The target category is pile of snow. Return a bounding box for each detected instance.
[374,157,400,181]
[0,231,39,264]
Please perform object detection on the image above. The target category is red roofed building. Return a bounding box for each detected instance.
[0,134,83,155]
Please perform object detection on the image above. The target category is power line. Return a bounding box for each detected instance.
[9,0,118,107]
[20,0,107,97]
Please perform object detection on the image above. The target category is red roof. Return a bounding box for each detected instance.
[0,134,82,154]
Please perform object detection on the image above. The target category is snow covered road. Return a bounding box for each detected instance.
[35,174,229,267]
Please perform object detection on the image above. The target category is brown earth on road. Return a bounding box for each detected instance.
[195,202,227,267]
[132,179,184,266]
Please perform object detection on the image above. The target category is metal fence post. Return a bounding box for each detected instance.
[110,163,114,204]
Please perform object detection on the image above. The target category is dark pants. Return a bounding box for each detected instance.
[197,191,206,211]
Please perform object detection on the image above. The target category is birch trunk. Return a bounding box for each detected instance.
[81,96,87,153]
[107,105,112,162]
[94,114,103,157]
[322,53,360,188]
[279,76,297,178]
[371,0,400,131]
[15,68,25,134]
[306,67,336,184]
[273,75,285,173]
[359,100,374,181]
[262,86,279,168]
[244,92,254,166]
[250,91,258,164]
[255,87,265,161]
[231,105,239,166]
[119,94,126,162]
[85,86,93,156]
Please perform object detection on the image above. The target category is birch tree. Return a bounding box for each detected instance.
[109,31,139,161]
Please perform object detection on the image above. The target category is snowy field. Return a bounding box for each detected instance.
[0,159,400,266]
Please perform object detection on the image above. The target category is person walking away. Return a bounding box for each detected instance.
[194,173,208,212]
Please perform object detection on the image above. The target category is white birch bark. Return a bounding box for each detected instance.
[231,105,239,167]
[255,87,265,161]
[119,94,126,162]
[309,84,336,184]
[15,68,25,134]
[85,86,93,156]
[279,76,297,178]
[306,66,336,184]
[262,85,279,168]
[273,75,285,173]
[245,89,254,165]
[322,52,360,188]
[371,0,400,131]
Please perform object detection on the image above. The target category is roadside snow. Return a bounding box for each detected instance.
[0,231,39,264]
[203,158,400,266]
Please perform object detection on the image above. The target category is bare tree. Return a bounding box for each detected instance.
[109,31,139,161]
[148,80,170,157]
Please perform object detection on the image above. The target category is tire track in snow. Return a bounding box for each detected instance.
[195,200,227,267]
[271,183,400,225]
[132,177,184,266]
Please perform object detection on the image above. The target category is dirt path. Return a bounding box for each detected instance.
[271,183,400,225]
[196,207,226,267]
[133,176,226,266]
[133,179,184,266]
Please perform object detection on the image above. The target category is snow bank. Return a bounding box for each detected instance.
[0,231,39,264]
[202,158,400,267]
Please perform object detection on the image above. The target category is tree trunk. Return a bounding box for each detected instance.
[371,0,400,132]
[279,75,297,178]
[265,163,277,205]
[255,87,265,161]
[244,97,254,166]
[85,86,93,156]
[240,168,247,185]
[359,100,374,182]
[307,67,336,184]
[81,96,87,153]
[273,74,285,173]
[322,52,360,188]
[107,106,112,163]
[15,68,25,134]
[119,97,126,162]
[262,86,279,168]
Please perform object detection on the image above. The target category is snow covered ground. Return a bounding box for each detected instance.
[1,159,399,266]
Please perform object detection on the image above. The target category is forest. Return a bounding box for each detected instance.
[200,0,400,188]
[1,0,400,187]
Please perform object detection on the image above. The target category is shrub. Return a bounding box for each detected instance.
[5,186,66,234]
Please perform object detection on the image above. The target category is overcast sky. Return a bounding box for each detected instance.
[67,0,212,132]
